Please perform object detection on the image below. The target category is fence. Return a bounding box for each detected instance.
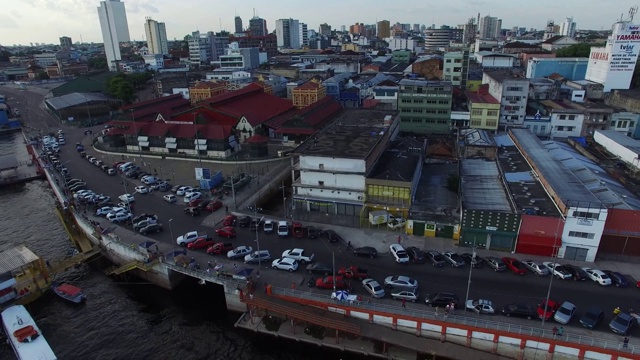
[269,286,637,355]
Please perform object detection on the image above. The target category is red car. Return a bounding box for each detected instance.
[188,198,203,207]
[215,226,236,238]
[206,200,223,212]
[187,236,216,250]
[113,161,126,168]
[315,276,349,290]
[536,299,560,320]
[502,257,527,275]
[223,214,237,226]
[292,222,304,238]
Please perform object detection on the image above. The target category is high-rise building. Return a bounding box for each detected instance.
[249,17,268,36]
[235,16,243,33]
[364,24,377,38]
[144,17,168,55]
[462,18,477,45]
[59,36,72,49]
[543,20,557,41]
[97,0,130,71]
[349,22,365,35]
[560,17,576,38]
[377,20,391,38]
[478,15,502,40]
[276,19,300,49]
[299,22,308,46]
[413,24,421,33]
[340,25,346,32]
[188,31,229,66]
[319,23,331,36]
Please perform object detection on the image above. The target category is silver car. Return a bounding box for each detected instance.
[554,301,577,324]
[362,278,385,298]
[383,275,418,290]
[390,290,418,302]
[522,260,550,276]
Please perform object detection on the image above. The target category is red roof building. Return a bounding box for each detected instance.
[600,208,640,256]
[515,215,564,257]
[266,96,343,138]
[120,94,191,123]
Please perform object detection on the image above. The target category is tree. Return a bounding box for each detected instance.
[88,57,108,70]
[107,75,136,103]
[556,43,605,57]
[35,71,50,80]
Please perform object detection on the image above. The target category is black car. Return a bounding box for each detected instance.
[426,251,446,267]
[353,246,378,258]
[126,170,140,178]
[139,223,163,235]
[237,216,251,227]
[307,226,320,239]
[501,303,536,320]
[132,213,157,224]
[324,230,344,244]
[197,199,212,210]
[603,270,629,287]
[460,253,485,268]
[406,247,426,264]
[171,185,183,193]
[563,264,587,281]
[424,293,460,308]
[579,307,604,329]
[306,262,334,276]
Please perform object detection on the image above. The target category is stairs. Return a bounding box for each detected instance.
[104,260,157,276]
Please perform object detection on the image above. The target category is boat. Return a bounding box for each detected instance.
[1,305,57,360]
[51,283,87,304]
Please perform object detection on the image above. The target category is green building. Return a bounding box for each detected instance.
[392,49,411,64]
[397,78,452,134]
[443,50,469,89]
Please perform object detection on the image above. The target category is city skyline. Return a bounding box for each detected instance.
[2,0,639,45]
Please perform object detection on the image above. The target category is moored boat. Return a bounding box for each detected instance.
[52,283,87,304]
[1,304,57,360]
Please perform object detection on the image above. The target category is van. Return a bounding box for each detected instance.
[118,162,134,172]
[263,220,274,234]
[277,221,289,237]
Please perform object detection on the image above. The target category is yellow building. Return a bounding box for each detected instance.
[189,80,229,104]
[466,79,482,91]
[466,86,500,131]
[292,78,326,109]
[341,43,362,52]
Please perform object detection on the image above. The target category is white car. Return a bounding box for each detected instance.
[183,191,202,203]
[390,290,418,302]
[73,190,94,199]
[118,193,135,203]
[176,231,201,246]
[522,260,550,276]
[163,194,177,203]
[106,207,126,215]
[388,217,407,230]
[281,248,315,264]
[271,258,299,272]
[389,244,410,264]
[141,175,158,185]
[107,211,132,223]
[465,299,495,314]
[227,246,253,260]
[362,278,385,298]
[95,206,115,216]
[58,138,66,145]
[176,186,193,196]
[582,267,612,286]
[134,186,150,194]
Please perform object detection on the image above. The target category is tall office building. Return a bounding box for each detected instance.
[349,22,365,35]
[144,17,168,55]
[97,0,130,71]
[560,17,577,38]
[235,16,243,33]
[275,18,300,49]
[59,36,72,49]
[188,31,229,65]
[249,17,268,36]
[299,22,308,46]
[478,15,502,40]
[462,18,477,45]
[319,23,331,36]
[377,20,391,38]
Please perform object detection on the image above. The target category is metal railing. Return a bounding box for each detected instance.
[269,286,637,354]
[164,263,247,293]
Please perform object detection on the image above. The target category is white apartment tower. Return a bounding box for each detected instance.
[299,22,309,47]
[144,17,168,55]
[97,0,131,71]
[560,17,577,38]
[276,19,301,49]
[478,15,502,40]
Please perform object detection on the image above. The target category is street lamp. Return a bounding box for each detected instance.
[464,236,477,307]
[541,217,564,329]
[192,112,203,169]
[318,239,337,292]
[254,207,264,268]
[168,218,174,243]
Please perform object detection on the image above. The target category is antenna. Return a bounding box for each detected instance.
[219,18,222,32]
[630,6,638,22]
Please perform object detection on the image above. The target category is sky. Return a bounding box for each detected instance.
[3,0,640,45]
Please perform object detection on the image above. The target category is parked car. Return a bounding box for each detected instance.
[227,246,252,260]
[466,299,496,314]
[118,193,135,203]
[502,257,527,275]
[537,299,560,321]
[443,252,465,268]
[485,257,506,272]
[387,217,407,230]
[337,265,367,280]
[406,247,426,264]
[107,211,132,223]
[362,279,385,298]
[426,251,446,267]
[609,313,636,335]
[602,270,629,288]
[563,264,588,281]
[306,262,334,276]
[391,290,418,303]
[134,185,150,194]
[353,246,378,258]
[425,293,460,308]
[281,248,315,264]
[271,258,299,272]
[307,226,320,239]
[95,206,115,216]
[389,244,410,264]
[580,307,604,329]
[183,207,201,217]
[315,276,348,290]
[176,231,202,246]
[176,186,193,196]
[139,223,163,235]
[553,301,577,324]
[206,200,223,212]
[133,218,157,232]
[215,226,236,238]
[206,242,234,255]
[237,216,251,227]
[542,262,572,280]
[384,275,418,290]
[582,268,612,286]
[501,303,536,320]
[522,260,550,276]
[183,192,202,203]
[187,237,216,250]
[324,230,343,244]
[163,194,177,203]
[244,250,272,264]
[223,214,237,226]
[460,253,485,268]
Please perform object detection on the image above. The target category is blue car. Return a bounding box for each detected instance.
[602,270,629,288]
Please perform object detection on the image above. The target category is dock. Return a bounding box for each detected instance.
[0,154,43,186]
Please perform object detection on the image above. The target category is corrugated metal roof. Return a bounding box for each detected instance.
[46,92,112,110]
[461,159,513,211]
[0,246,39,274]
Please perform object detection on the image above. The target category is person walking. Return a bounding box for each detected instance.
[623,337,629,349]
[401,298,406,308]
[552,327,558,337]
[397,235,401,244]
[557,327,564,336]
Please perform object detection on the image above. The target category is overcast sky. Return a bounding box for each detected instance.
[3,0,639,45]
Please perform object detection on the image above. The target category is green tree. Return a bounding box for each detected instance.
[107,75,136,103]
[556,43,605,57]
[35,71,50,80]
[88,57,108,70]
[128,72,153,89]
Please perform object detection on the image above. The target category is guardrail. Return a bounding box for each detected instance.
[164,263,247,293]
[270,286,637,354]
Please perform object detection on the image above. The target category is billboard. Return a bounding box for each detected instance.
[195,168,211,180]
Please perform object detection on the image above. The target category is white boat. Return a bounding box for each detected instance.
[1,305,57,360]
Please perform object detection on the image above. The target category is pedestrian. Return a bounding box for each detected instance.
[45,260,51,269]
[557,327,564,336]
[450,302,455,314]
[292,282,296,291]
[256,270,260,279]
[264,282,268,293]
[552,327,558,337]
[225,206,229,213]
[233,263,238,271]
[623,337,629,348]
[402,298,406,308]
[397,235,401,244]
[445,304,451,315]
[207,261,213,269]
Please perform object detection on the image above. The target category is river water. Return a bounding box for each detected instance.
[0,132,369,360]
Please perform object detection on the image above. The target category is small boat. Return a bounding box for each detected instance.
[1,305,57,360]
[52,283,87,304]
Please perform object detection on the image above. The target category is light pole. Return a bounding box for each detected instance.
[541,217,564,329]
[464,236,477,307]
[319,239,337,292]
[281,181,287,219]
[254,207,264,268]
[120,174,132,214]
[168,218,174,243]
[192,112,203,169]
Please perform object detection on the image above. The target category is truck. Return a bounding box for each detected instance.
[282,248,315,264]
[292,222,304,238]
[338,265,369,280]
[176,231,202,246]
[206,242,234,255]
[187,236,216,250]
[369,210,393,225]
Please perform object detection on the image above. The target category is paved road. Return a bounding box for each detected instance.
[6,84,640,344]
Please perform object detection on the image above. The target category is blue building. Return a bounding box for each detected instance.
[322,72,352,99]
[0,96,21,131]
[526,57,588,81]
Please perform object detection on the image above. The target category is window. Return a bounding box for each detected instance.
[540,125,546,133]
[412,109,422,113]
[568,115,576,120]
[471,120,482,126]
[506,86,523,92]
[472,109,483,116]
[417,87,423,94]
[412,118,422,123]
[559,115,566,120]
[438,100,449,105]
[572,211,599,219]
[319,164,324,170]
[318,181,324,186]
[487,110,498,116]
[505,96,520,102]
[486,120,497,127]
[413,99,424,104]
[446,59,452,63]
[557,126,565,131]
[568,231,595,239]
